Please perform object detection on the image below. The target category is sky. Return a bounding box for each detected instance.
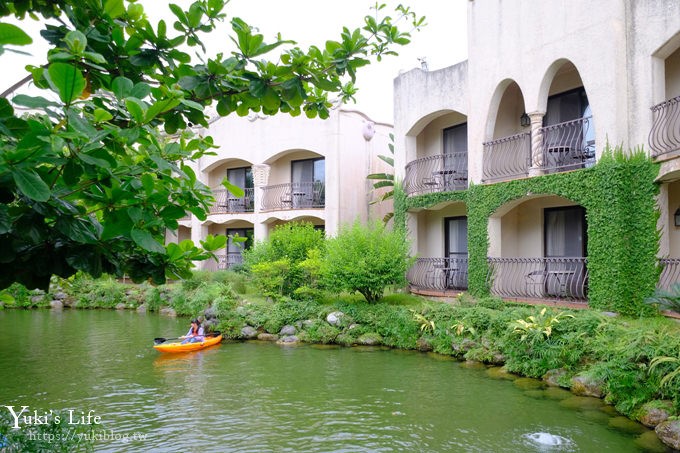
[0,0,468,123]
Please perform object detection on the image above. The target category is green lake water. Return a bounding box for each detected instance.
[0,310,665,452]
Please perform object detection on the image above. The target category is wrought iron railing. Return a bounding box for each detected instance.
[404,152,468,196]
[204,252,244,271]
[487,257,588,302]
[482,132,531,182]
[208,188,254,214]
[407,257,468,291]
[658,258,680,291]
[537,117,595,173]
[649,96,680,158]
[261,181,325,211]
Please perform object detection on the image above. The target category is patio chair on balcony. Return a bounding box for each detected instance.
[525,269,548,298]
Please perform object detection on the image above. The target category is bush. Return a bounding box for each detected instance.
[243,222,325,297]
[322,221,413,302]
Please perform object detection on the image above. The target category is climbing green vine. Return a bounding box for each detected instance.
[397,147,660,316]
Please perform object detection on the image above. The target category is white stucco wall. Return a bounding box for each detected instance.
[176,107,393,263]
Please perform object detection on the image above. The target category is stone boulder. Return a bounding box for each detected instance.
[115,303,126,310]
[570,374,604,398]
[136,304,147,313]
[637,400,674,428]
[416,337,433,352]
[257,333,279,342]
[31,295,44,305]
[655,419,680,450]
[451,338,476,354]
[326,311,345,327]
[204,307,217,320]
[543,368,569,387]
[53,291,67,300]
[240,326,258,339]
[277,335,300,345]
[49,300,63,310]
[302,319,314,328]
[280,325,297,336]
[159,307,177,317]
[357,333,382,346]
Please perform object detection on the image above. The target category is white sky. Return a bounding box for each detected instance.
[0,0,468,123]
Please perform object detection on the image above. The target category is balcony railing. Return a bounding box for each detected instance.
[209,188,254,214]
[536,117,595,173]
[261,181,325,211]
[487,257,588,302]
[407,257,468,291]
[649,96,680,158]
[404,152,468,196]
[658,258,680,291]
[204,252,244,271]
[482,132,531,182]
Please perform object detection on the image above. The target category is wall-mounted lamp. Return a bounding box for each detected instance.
[675,208,680,227]
[520,112,531,128]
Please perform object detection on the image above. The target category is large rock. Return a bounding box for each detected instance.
[570,374,604,398]
[257,333,279,342]
[357,333,382,346]
[416,337,433,352]
[31,295,44,304]
[280,325,297,336]
[159,307,177,317]
[53,291,67,300]
[277,335,299,345]
[637,400,673,428]
[136,304,147,313]
[451,338,476,354]
[543,368,569,387]
[115,303,126,310]
[49,300,63,310]
[240,326,258,339]
[204,307,217,320]
[326,311,345,327]
[655,419,680,450]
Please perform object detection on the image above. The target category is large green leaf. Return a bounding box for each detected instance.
[104,0,125,18]
[221,177,244,197]
[131,228,166,253]
[12,169,50,202]
[0,23,32,46]
[45,63,86,103]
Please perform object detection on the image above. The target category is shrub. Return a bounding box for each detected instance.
[322,221,413,303]
[243,222,325,297]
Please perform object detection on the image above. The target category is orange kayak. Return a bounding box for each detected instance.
[153,334,223,353]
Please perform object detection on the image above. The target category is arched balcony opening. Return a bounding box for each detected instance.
[204,220,254,271]
[205,158,255,215]
[406,202,468,295]
[482,81,531,182]
[486,195,588,303]
[262,150,325,211]
[536,61,595,173]
[403,111,468,197]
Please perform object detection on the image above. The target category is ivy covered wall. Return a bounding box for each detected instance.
[395,150,660,316]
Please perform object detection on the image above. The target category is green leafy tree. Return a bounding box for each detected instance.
[322,220,412,302]
[0,0,423,289]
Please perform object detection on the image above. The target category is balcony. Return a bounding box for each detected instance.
[203,252,244,271]
[482,132,531,182]
[649,96,680,159]
[487,257,588,302]
[536,117,595,173]
[261,181,325,211]
[658,258,680,291]
[209,188,254,214]
[404,152,468,196]
[407,257,468,291]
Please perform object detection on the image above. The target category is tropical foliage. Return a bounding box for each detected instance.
[0,0,423,290]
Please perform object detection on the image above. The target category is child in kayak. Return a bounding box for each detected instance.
[181,318,204,344]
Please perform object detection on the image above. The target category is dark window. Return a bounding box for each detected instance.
[227,167,253,189]
[291,158,325,207]
[544,206,586,257]
[444,216,468,289]
[544,87,589,126]
[291,158,324,184]
[224,228,254,268]
[443,123,468,154]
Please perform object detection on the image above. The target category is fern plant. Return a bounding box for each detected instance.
[649,356,680,388]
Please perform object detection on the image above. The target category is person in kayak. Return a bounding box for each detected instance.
[181,318,204,344]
